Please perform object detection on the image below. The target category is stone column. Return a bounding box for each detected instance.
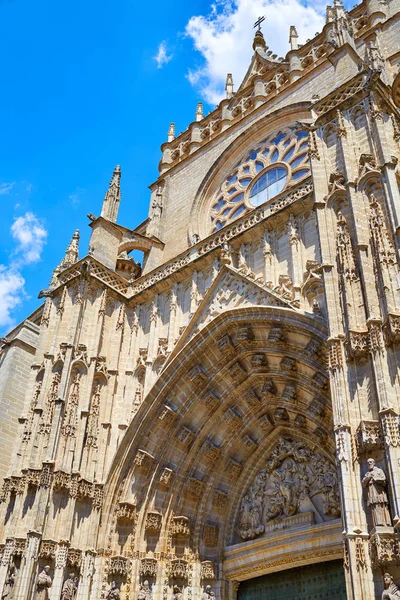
[13,530,41,600]
[49,539,70,600]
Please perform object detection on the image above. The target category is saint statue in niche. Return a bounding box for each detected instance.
[1,562,16,600]
[137,580,152,600]
[238,438,340,540]
[106,581,120,600]
[382,573,400,599]
[35,566,52,600]
[362,458,391,527]
[61,573,78,600]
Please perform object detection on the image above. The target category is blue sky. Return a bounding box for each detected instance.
[0,0,352,334]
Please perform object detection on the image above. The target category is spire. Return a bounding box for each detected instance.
[49,229,80,288]
[168,123,175,142]
[196,102,203,122]
[252,28,267,51]
[225,74,234,99]
[289,26,299,51]
[101,165,121,223]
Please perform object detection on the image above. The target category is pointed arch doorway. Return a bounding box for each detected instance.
[237,560,346,600]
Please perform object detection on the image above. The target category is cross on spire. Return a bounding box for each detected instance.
[254,15,265,31]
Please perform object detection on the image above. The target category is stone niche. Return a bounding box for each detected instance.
[236,437,340,542]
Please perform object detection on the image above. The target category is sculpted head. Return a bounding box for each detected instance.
[143,581,149,588]
[384,573,393,588]
[367,458,376,471]
[44,566,50,573]
[205,585,212,592]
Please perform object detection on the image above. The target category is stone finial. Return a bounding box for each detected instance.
[168,123,175,142]
[196,102,203,122]
[225,73,234,99]
[253,28,267,51]
[289,26,299,50]
[50,229,80,288]
[101,165,121,223]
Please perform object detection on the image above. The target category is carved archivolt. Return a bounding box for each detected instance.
[238,437,340,540]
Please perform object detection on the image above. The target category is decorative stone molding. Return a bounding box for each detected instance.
[159,468,174,486]
[116,501,137,523]
[369,532,396,567]
[187,477,205,499]
[39,539,57,559]
[145,511,162,531]
[189,365,208,386]
[200,561,216,580]
[169,559,189,579]
[383,314,400,345]
[345,330,369,360]
[53,470,71,491]
[171,516,190,537]
[212,490,228,509]
[13,538,26,557]
[23,468,41,488]
[225,458,242,480]
[140,558,158,577]
[356,421,381,453]
[109,555,129,576]
[203,525,219,547]
[159,404,178,426]
[223,407,241,432]
[67,547,82,569]
[177,427,195,447]
[228,361,247,383]
[201,391,220,411]
[380,410,400,448]
[134,449,154,472]
[216,334,235,356]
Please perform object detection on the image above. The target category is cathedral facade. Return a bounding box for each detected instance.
[1,0,400,598]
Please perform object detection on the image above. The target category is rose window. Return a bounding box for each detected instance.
[210,128,310,232]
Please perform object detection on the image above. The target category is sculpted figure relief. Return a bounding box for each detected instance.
[238,438,340,540]
[2,563,16,600]
[35,566,52,600]
[382,573,400,599]
[138,580,152,600]
[61,573,78,600]
[106,582,120,600]
[172,585,184,600]
[362,458,391,527]
[201,585,213,600]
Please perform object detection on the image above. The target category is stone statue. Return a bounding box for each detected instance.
[106,581,120,600]
[172,585,183,600]
[35,566,52,600]
[201,585,212,600]
[2,562,16,599]
[61,572,78,599]
[362,458,391,526]
[138,580,152,600]
[382,573,400,599]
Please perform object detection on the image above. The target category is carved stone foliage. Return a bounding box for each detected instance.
[171,516,190,537]
[109,556,129,576]
[145,512,162,531]
[140,558,158,577]
[369,533,397,568]
[356,421,381,454]
[238,437,340,540]
[169,559,189,579]
[116,502,137,523]
[200,561,216,580]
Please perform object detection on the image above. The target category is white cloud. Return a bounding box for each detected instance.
[0,182,15,195]
[0,267,25,330]
[0,212,48,332]
[185,0,325,104]
[154,41,173,69]
[11,212,47,265]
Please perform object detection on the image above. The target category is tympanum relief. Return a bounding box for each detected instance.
[238,438,340,540]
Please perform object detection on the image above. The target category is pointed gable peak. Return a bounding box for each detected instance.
[101,164,121,223]
[49,229,80,288]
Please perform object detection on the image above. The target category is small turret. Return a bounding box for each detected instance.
[225,74,234,99]
[289,26,299,51]
[167,123,175,142]
[253,28,267,52]
[101,165,121,223]
[196,102,203,122]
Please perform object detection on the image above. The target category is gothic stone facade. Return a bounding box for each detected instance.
[1,0,400,598]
